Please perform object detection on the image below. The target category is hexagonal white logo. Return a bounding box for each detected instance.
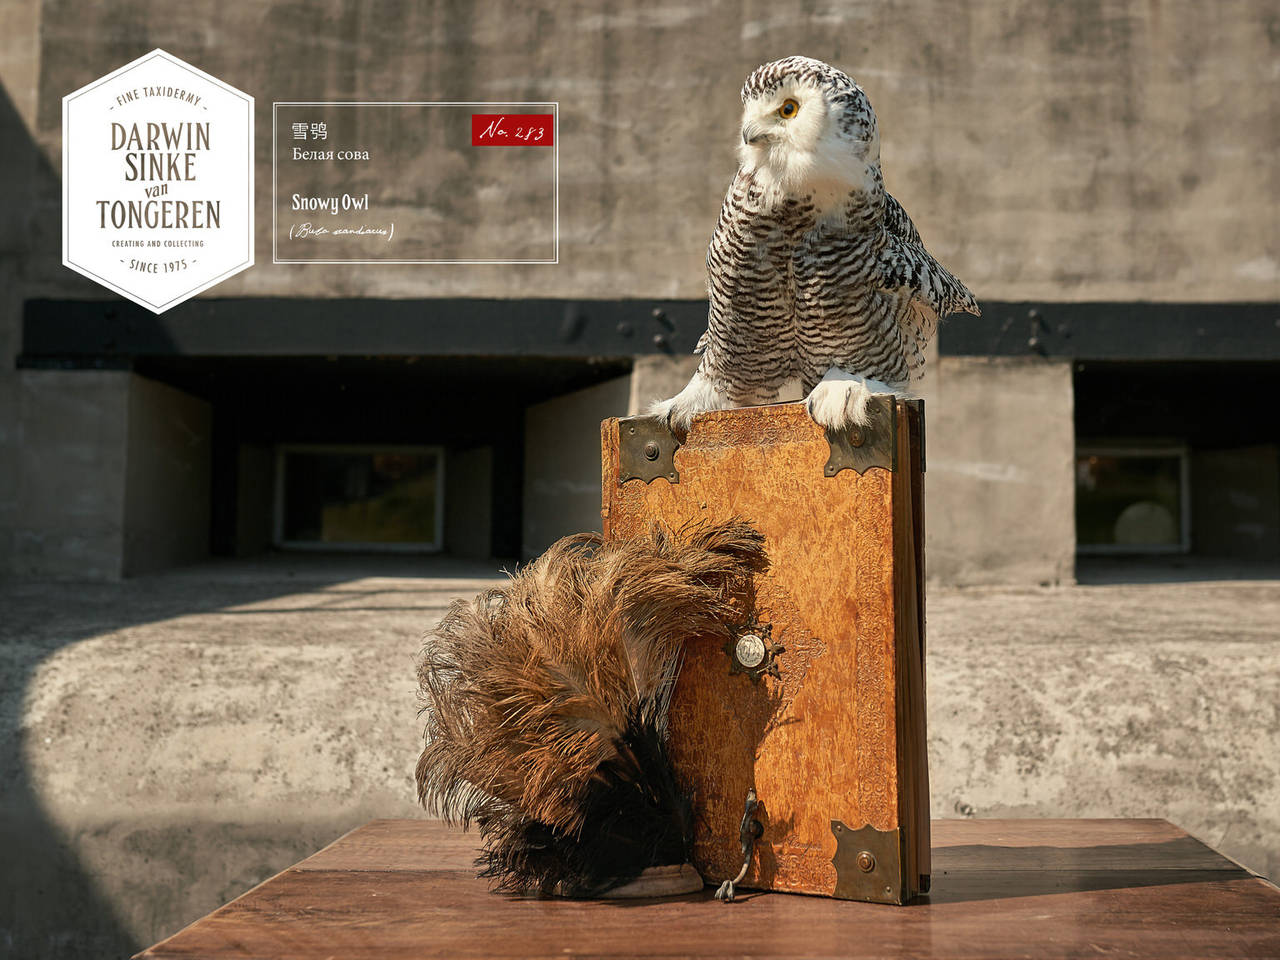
[63,49,253,314]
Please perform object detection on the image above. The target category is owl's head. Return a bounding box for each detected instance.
[737,56,879,198]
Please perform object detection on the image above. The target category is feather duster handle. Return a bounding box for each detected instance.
[416,519,767,896]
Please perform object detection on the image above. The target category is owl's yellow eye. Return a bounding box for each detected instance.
[778,98,799,119]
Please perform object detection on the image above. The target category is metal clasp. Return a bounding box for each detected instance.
[715,788,763,902]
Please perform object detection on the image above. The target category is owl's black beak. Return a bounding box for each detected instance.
[742,121,769,145]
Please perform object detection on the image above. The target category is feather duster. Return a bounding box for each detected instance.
[415,519,767,896]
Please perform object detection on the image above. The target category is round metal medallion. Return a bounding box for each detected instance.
[735,633,767,669]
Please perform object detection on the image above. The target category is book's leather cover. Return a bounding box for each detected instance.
[601,399,929,902]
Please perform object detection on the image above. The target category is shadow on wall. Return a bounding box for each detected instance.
[4,573,315,958]
[0,80,149,960]
[0,76,406,959]
[0,79,59,278]
[1,555,493,960]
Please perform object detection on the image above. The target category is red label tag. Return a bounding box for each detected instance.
[471,113,554,146]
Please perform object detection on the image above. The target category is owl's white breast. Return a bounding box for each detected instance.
[746,131,881,227]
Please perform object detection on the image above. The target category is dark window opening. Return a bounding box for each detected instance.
[277,446,443,550]
[1074,361,1280,561]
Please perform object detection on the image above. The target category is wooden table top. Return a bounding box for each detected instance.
[137,818,1280,960]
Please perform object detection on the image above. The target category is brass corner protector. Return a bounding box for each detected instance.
[824,394,898,478]
[830,820,908,905]
[617,415,681,484]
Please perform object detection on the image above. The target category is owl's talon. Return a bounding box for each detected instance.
[649,370,732,435]
[805,376,872,431]
[805,369,903,432]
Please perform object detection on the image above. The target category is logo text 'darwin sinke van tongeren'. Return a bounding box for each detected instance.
[63,49,254,314]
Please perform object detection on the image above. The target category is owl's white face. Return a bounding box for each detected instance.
[738,78,880,206]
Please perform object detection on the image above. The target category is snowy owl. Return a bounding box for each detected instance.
[652,55,979,433]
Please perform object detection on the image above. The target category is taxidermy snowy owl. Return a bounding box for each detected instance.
[653,56,978,433]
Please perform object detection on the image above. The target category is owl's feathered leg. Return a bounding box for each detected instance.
[804,367,907,431]
[650,368,734,434]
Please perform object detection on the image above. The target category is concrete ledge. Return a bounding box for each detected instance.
[926,579,1280,882]
[2,561,1276,958]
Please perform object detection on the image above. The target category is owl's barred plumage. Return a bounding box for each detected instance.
[655,56,979,432]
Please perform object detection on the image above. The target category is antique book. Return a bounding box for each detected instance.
[600,399,929,904]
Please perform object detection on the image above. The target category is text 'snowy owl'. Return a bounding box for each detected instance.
[653,56,979,432]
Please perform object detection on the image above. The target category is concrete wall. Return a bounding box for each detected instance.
[925,357,1076,586]
[9,0,1278,305]
[6,371,212,580]
[9,371,131,579]
[628,356,702,417]
[444,445,493,559]
[3,0,1276,577]
[0,0,46,578]
[123,377,213,576]
[523,375,632,557]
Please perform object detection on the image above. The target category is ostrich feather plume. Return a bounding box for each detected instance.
[415,519,767,895]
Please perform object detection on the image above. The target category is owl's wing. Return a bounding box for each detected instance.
[877,226,980,379]
[879,234,979,320]
[882,192,921,244]
[878,191,976,316]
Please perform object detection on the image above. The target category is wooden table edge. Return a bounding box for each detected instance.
[132,817,1278,960]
